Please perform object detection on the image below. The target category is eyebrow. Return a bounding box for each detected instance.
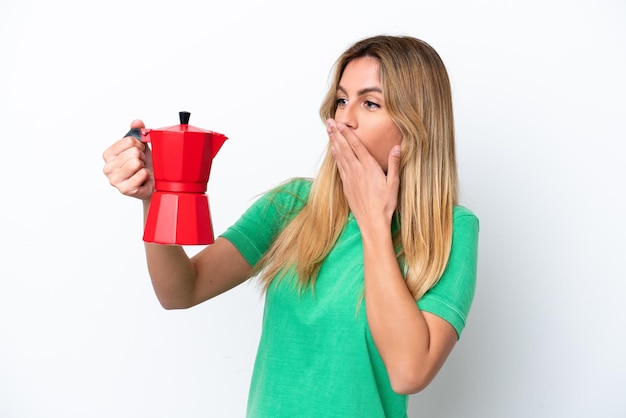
[337,85,383,96]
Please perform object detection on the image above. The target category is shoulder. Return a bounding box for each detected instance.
[453,205,478,221]
[452,205,479,232]
[219,178,313,265]
[262,177,313,209]
[450,205,479,256]
[272,177,313,196]
[247,177,313,228]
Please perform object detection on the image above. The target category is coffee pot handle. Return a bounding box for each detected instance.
[124,128,150,143]
[125,128,142,141]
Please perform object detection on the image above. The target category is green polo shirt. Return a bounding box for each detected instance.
[220,178,479,417]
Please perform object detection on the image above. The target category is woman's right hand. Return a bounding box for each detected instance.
[102,119,154,201]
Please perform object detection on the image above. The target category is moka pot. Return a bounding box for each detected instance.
[127,111,228,245]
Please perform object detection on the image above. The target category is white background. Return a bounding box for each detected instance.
[1,0,625,417]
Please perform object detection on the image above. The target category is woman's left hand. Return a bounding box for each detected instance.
[327,118,401,228]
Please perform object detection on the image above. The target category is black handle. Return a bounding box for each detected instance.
[179,111,190,125]
[125,128,142,141]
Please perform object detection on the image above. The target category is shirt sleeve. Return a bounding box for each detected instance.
[219,178,312,267]
[417,206,480,338]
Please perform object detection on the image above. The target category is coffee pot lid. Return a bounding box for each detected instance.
[156,111,225,136]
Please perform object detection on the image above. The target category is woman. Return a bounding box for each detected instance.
[102,35,479,417]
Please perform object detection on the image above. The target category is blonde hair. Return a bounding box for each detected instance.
[256,35,458,300]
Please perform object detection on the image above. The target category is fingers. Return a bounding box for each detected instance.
[103,136,144,164]
[386,145,401,183]
[102,119,153,200]
[103,144,143,179]
[102,118,146,163]
[103,146,153,199]
[130,119,145,129]
[328,119,367,164]
[327,119,360,176]
[113,165,152,198]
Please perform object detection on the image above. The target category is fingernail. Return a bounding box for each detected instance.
[326,119,335,132]
[392,146,401,156]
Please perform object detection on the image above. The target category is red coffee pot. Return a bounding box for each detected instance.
[127,111,228,245]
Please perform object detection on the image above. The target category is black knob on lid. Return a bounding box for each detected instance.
[179,111,191,125]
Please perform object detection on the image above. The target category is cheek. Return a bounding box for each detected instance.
[388,122,403,146]
[370,139,398,170]
[379,128,402,170]
[360,121,402,167]
[378,126,402,154]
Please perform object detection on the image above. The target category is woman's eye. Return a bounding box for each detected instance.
[335,98,348,107]
[364,100,380,110]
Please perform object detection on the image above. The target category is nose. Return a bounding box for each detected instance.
[335,103,357,129]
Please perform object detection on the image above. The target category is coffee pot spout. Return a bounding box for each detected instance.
[210,132,228,159]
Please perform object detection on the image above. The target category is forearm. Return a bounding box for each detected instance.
[361,223,435,394]
[142,200,197,309]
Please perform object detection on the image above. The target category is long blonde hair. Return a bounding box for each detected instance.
[256,35,458,300]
